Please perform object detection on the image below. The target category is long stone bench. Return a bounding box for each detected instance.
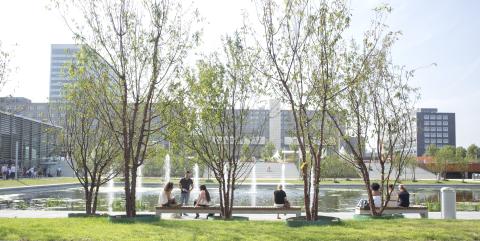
[354,205,428,218]
[155,206,302,218]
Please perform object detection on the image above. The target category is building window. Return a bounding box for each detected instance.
[424,121,429,126]
[443,121,448,126]
[437,127,442,131]
[436,121,441,125]
[431,133,436,137]
[443,127,448,132]
[425,133,430,137]
[425,139,430,143]
[425,127,430,131]
[429,115,435,119]
[443,115,448,120]
[443,139,448,144]
[437,139,443,143]
[443,133,448,137]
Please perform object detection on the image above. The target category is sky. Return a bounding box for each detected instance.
[0,0,479,147]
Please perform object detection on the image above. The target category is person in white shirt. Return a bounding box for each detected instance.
[194,185,212,219]
[371,182,382,208]
[10,165,16,179]
[1,165,7,180]
[158,182,176,207]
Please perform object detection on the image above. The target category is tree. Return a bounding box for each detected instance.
[326,5,418,216]
[0,40,11,91]
[466,144,479,161]
[56,0,199,217]
[261,141,276,162]
[60,63,120,214]
[257,0,354,221]
[321,155,358,182]
[455,146,468,182]
[425,144,439,157]
[166,33,265,219]
[435,145,456,181]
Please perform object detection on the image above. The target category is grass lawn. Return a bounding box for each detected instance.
[0,177,79,188]
[0,218,479,240]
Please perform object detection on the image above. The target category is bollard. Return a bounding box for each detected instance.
[440,187,456,219]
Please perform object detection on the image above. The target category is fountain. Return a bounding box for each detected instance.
[281,162,286,191]
[164,154,171,183]
[250,159,257,206]
[136,164,143,201]
[107,172,115,213]
[193,163,199,192]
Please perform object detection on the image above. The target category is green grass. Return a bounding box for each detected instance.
[0,177,79,188]
[0,218,478,240]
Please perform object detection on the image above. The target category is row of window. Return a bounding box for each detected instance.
[424,120,448,126]
[424,127,448,132]
[425,139,449,144]
[424,114,448,120]
[424,132,448,138]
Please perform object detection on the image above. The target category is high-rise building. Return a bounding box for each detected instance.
[416,108,456,156]
[49,44,80,102]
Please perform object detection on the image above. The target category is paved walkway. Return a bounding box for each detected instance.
[0,210,479,220]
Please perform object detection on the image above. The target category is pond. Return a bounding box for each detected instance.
[1,184,479,212]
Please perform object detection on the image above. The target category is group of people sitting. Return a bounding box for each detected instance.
[370,182,410,208]
[158,171,291,219]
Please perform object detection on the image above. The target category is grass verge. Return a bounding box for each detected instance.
[0,177,78,188]
[0,218,478,241]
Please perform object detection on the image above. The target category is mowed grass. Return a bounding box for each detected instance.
[0,177,78,188]
[0,218,479,241]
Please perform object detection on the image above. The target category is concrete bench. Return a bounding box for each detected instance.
[155,206,302,218]
[355,205,428,218]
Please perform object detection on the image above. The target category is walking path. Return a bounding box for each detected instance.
[0,210,479,220]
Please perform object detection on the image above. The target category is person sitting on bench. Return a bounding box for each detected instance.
[194,184,213,219]
[398,184,410,207]
[159,182,177,207]
[371,182,382,208]
[273,184,289,219]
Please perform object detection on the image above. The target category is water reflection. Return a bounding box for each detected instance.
[0,184,479,212]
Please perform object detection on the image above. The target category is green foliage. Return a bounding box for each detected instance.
[425,144,439,157]
[321,155,358,180]
[261,141,276,162]
[467,144,479,161]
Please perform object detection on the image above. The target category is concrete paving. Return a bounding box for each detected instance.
[0,210,479,220]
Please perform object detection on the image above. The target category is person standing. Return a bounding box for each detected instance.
[1,165,7,180]
[179,171,193,215]
[10,165,16,179]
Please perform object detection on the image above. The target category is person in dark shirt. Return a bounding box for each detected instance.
[273,184,288,219]
[179,171,193,216]
[398,184,410,207]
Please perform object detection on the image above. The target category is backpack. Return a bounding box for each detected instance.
[357,199,369,210]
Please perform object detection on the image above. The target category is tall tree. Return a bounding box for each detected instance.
[257,0,354,221]
[435,145,456,180]
[56,0,199,217]
[455,146,468,182]
[326,5,418,215]
[261,141,276,161]
[166,33,264,219]
[60,58,120,214]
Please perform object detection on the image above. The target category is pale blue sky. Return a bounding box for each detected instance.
[0,0,478,147]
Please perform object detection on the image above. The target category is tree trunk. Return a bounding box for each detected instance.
[85,187,92,215]
[302,167,311,220]
[92,184,101,214]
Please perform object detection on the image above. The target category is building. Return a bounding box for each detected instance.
[0,111,61,175]
[49,44,80,102]
[0,97,51,123]
[416,108,456,156]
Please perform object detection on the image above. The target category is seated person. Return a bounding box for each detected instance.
[158,182,177,207]
[274,184,289,219]
[194,185,213,219]
[386,184,399,207]
[371,182,381,208]
[398,184,410,207]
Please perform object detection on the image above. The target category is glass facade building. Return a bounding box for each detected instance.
[416,108,456,156]
[0,111,60,171]
[49,44,80,102]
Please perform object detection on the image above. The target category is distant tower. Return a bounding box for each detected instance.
[49,44,80,102]
[269,99,282,151]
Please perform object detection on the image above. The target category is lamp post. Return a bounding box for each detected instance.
[15,141,19,180]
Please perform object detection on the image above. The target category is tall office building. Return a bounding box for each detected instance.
[416,108,456,156]
[49,44,80,102]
